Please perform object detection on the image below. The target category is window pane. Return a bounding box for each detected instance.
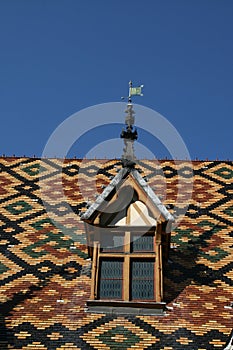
[100,233,124,252]
[99,259,123,299]
[131,235,154,252]
[131,260,154,300]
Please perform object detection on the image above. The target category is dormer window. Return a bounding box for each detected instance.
[82,167,174,314]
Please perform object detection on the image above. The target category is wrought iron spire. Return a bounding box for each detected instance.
[120,81,143,168]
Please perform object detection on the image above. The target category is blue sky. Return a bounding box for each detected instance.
[0,0,232,160]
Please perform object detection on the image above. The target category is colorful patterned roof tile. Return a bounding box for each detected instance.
[0,157,232,349]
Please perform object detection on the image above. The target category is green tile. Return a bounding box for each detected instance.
[98,326,140,349]
[224,206,233,218]
[31,218,54,231]
[23,229,88,259]
[172,228,198,247]
[199,247,229,262]
[0,262,9,274]
[213,167,233,180]
[22,163,46,176]
[197,220,215,228]
[5,200,32,215]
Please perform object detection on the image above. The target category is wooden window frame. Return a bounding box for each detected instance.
[98,257,124,300]
[90,224,163,304]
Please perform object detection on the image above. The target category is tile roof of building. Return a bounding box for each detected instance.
[0,157,232,349]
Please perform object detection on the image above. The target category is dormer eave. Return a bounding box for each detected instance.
[81,166,174,228]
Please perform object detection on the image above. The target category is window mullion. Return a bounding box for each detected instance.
[123,255,130,301]
[91,241,99,300]
[155,222,162,302]
[124,230,131,301]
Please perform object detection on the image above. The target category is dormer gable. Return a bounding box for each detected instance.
[82,167,174,228]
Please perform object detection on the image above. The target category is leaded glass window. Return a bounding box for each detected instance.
[131,260,154,300]
[100,233,124,252]
[95,230,157,303]
[131,234,154,252]
[99,259,123,299]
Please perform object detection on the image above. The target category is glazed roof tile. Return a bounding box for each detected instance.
[0,157,232,349]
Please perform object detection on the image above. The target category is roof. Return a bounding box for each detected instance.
[81,166,174,225]
[0,157,232,349]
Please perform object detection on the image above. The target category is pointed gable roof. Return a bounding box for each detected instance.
[81,166,174,228]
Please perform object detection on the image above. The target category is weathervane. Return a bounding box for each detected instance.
[120,81,144,168]
[121,80,144,103]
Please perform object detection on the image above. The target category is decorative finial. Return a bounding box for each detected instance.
[120,81,144,168]
[128,80,144,102]
[121,81,144,103]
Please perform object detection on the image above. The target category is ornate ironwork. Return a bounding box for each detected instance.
[121,81,143,168]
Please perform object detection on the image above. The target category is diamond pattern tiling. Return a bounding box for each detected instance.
[0,157,232,349]
[81,317,159,349]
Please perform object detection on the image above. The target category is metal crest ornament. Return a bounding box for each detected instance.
[120,81,143,167]
[121,80,144,103]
